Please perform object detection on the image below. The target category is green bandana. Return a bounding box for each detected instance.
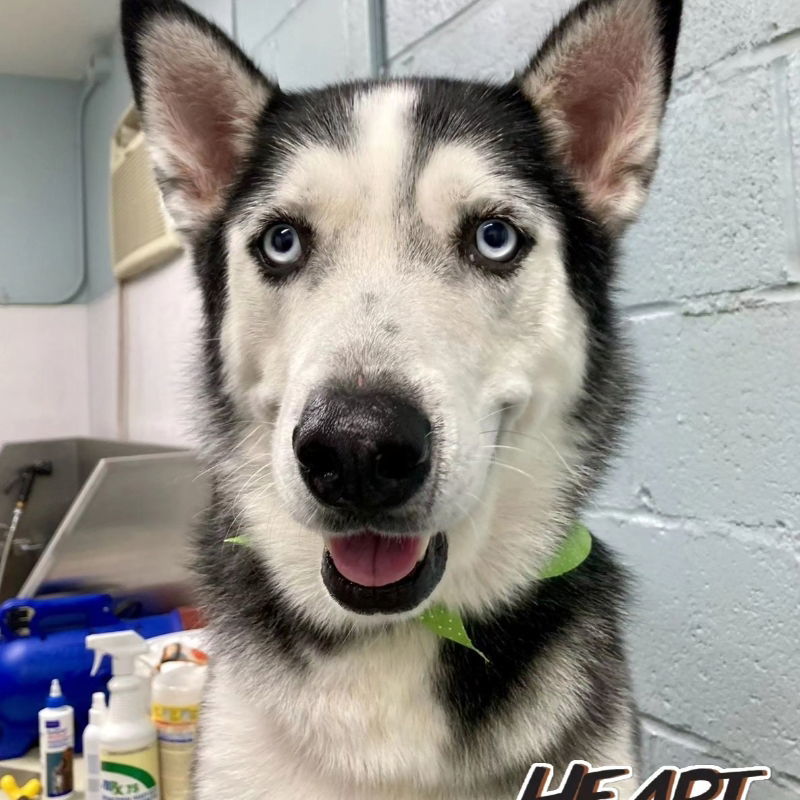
[225,523,592,661]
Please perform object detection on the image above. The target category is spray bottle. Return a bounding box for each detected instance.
[86,631,160,800]
[38,679,74,800]
[82,692,107,800]
[151,646,207,800]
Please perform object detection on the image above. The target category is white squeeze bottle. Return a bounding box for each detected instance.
[152,658,207,800]
[83,692,107,800]
[39,679,75,800]
[86,631,161,800]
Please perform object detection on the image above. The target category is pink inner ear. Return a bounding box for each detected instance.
[141,20,268,223]
[562,45,648,168]
[158,62,240,208]
[539,4,663,221]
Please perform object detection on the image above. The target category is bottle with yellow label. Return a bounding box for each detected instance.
[86,631,160,800]
[151,651,207,800]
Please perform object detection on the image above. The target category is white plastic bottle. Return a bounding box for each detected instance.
[152,660,207,800]
[82,692,107,800]
[39,679,75,800]
[86,631,161,800]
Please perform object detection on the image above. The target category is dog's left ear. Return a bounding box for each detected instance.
[121,0,276,235]
[518,0,682,234]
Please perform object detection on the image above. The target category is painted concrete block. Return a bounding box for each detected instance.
[598,302,800,530]
[188,0,234,32]
[620,66,787,305]
[593,517,800,777]
[642,725,798,799]
[251,0,372,88]
[385,0,477,57]
[784,54,800,283]
[676,0,800,77]
[388,0,574,81]
[234,0,300,54]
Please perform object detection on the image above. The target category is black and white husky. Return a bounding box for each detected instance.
[122,0,682,796]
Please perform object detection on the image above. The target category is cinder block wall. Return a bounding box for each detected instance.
[385,0,800,791]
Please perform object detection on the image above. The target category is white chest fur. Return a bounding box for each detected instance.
[196,625,460,799]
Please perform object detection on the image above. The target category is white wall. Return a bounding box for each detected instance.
[120,255,202,446]
[0,306,89,443]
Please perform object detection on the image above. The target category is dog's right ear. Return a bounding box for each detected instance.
[121,0,276,235]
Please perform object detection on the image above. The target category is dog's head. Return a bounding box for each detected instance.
[122,0,681,626]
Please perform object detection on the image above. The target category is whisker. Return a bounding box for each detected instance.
[482,428,579,478]
[473,457,539,484]
[480,443,527,454]
[463,490,488,513]
[538,430,578,478]
[474,404,521,425]
[481,428,540,443]
[455,500,481,541]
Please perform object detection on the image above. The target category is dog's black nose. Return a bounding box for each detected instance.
[293,391,432,512]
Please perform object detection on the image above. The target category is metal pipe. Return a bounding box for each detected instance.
[369,0,389,78]
[0,461,53,594]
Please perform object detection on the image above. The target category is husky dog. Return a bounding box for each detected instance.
[121,0,682,797]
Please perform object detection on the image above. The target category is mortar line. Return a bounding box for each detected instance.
[641,714,800,790]
[588,504,789,534]
[772,57,800,282]
[623,281,800,321]
[586,508,799,558]
[676,28,800,93]
[249,0,311,52]
[641,713,750,763]
[385,0,491,67]
[622,301,681,321]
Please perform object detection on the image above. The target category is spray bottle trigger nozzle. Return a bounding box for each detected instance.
[90,650,104,677]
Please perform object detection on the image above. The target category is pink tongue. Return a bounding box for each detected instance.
[327,532,427,587]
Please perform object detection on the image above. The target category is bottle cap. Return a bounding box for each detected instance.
[45,678,67,709]
[88,691,107,725]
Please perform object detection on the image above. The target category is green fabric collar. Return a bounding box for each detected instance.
[226,522,593,661]
[418,523,592,659]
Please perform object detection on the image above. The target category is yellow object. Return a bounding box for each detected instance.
[0,774,42,799]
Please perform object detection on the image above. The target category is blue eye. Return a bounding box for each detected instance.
[475,219,520,263]
[260,223,303,267]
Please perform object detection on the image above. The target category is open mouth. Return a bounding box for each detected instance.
[321,531,448,615]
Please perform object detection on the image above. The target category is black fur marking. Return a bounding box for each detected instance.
[193,492,349,667]
[191,220,234,431]
[438,538,631,764]
[655,0,684,97]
